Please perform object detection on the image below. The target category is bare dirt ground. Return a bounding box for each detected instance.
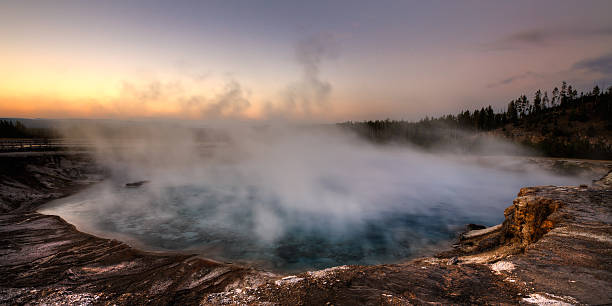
[0,153,610,305]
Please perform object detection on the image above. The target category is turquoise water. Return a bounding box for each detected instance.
[42,164,584,272]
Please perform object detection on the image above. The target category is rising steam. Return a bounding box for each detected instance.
[267,33,338,118]
[44,121,587,271]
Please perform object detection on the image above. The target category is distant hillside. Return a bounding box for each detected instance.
[339,82,612,159]
[492,89,611,159]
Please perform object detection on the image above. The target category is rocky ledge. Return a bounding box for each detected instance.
[0,153,610,305]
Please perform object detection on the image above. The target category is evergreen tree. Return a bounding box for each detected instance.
[517,95,529,118]
[561,81,568,105]
[567,85,577,102]
[543,91,549,109]
[533,90,542,114]
[552,87,559,107]
[507,101,518,123]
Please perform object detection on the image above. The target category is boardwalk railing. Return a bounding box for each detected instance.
[0,138,92,152]
[0,138,58,152]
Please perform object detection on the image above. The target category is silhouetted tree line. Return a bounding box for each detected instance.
[0,120,31,138]
[0,120,56,138]
[339,82,612,159]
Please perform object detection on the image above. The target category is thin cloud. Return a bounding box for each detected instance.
[505,29,548,45]
[487,71,543,88]
[572,52,612,85]
[573,52,612,76]
[484,26,612,51]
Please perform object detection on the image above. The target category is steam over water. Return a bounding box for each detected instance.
[42,124,587,271]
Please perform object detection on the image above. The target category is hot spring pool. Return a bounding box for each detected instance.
[41,160,586,272]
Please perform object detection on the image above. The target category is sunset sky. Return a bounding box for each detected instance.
[1,0,611,122]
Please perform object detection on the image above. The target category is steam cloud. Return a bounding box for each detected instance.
[267,33,338,118]
[95,34,338,121]
[44,121,588,271]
